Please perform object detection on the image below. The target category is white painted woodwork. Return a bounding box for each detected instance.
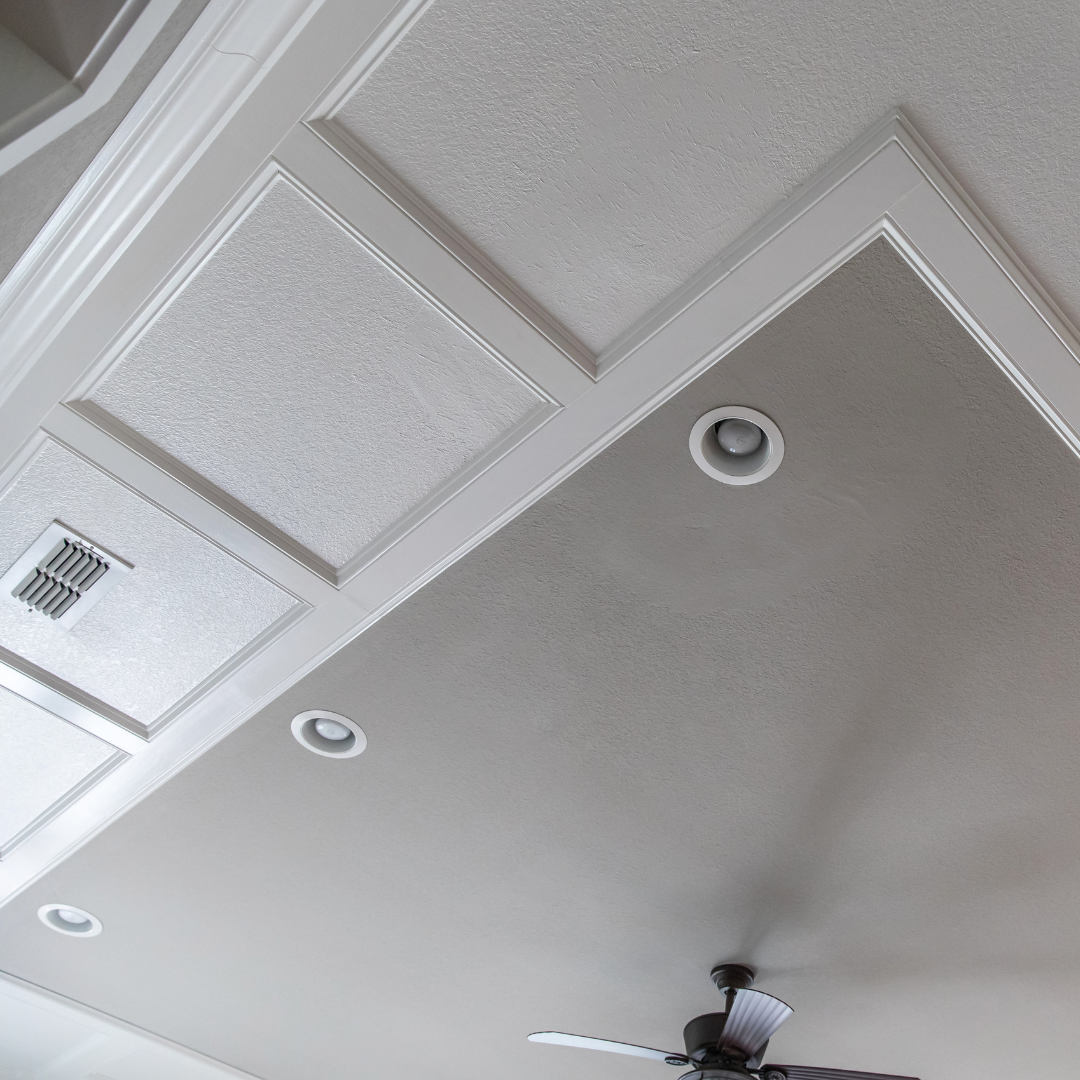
[0,970,264,1079]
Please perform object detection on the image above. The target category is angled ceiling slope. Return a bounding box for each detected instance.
[0,0,1079,907]
[4,240,1080,1080]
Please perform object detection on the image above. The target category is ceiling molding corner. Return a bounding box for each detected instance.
[0,0,327,412]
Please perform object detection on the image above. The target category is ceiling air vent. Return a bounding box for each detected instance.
[0,522,132,629]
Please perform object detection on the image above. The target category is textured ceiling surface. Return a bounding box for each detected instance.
[338,0,1080,353]
[0,686,114,848]
[91,177,544,568]
[4,243,1079,1080]
[0,441,294,723]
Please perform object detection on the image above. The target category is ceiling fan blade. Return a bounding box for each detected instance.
[761,1066,920,1080]
[528,1032,686,1063]
[718,989,793,1059]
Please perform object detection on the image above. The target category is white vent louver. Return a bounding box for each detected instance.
[1,522,132,629]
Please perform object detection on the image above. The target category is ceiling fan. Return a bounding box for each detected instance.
[528,964,918,1080]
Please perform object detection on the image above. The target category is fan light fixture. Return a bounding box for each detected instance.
[690,407,784,485]
[528,963,919,1080]
[291,710,367,758]
[38,903,102,936]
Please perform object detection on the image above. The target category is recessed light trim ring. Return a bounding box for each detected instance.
[38,903,102,936]
[291,710,367,758]
[689,406,784,485]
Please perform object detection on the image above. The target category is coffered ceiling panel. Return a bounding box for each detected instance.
[0,685,117,851]
[89,177,545,570]
[0,441,295,725]
[335,0,1080,353]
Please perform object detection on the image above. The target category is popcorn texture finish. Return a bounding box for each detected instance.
[91,179,543,568]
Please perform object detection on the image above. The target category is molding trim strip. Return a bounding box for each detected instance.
[0,0,332,409]
[0,0,187,178]
[0,646,145,752]
[307,119,598,378]
[0,969,266,1079]
[1,100,1079,906]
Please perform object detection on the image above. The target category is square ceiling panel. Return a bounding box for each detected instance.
[88,177,544,570]
[0,441,296,725]
[0,684,117,851]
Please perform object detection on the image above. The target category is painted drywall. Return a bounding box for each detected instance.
[91,177,543,568]
[0,25,71,136]
[0,0,131,81]
[338,0,1080,353]
[0,0,209,282]
[0,440,294,723]
[4,244,1079,1080]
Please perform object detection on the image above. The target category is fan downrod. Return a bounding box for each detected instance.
[710,964,755,993]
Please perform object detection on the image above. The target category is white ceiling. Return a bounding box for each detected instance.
[2,0,1080,1077]
[0,686,115,850]
[0,968,266,1079]
[4,244,1080,1080]
[0,440,294,724]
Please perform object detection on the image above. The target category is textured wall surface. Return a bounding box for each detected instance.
[338,0,1080,353]
[0,686,115,847]
[0,441,294,723]
[91,178,543,568]
[0,26,70,133]
[6,244,1080,1080]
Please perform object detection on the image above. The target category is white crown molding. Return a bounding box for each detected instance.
[0,7,1077,919]
[0,0,187,178]
[42,403,340,602]
[0,0,331,411]
[0,969,266,1079]
[307,120,599,379]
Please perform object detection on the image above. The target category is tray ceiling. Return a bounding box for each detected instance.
[0,0,1077,921]
[4,243,1079,1080]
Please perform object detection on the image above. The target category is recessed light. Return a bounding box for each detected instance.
[38,903,102,936]
[716,417,763,456]
[291,710,367,758]
[689,406,784,485]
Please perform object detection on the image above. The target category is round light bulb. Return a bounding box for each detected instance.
[56,908,90,926]
[716,417,763,456]
[314,717,352,741]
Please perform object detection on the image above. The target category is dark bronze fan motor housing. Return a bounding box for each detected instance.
[528,963,918,1080]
